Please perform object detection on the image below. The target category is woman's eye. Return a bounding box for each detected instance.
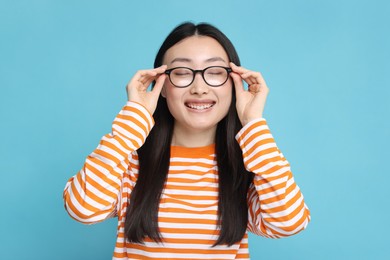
[173,70,191,76]
[207,69,223,75]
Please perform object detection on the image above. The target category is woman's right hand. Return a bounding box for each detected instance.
[126,65,167,114]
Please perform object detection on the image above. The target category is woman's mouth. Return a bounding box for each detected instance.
[185,102,216,111]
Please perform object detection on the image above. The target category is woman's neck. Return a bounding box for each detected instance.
[171,124,216,147]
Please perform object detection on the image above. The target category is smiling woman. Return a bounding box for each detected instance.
[63,22,311,259]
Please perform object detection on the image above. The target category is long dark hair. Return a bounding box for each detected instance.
[124,22,254,246]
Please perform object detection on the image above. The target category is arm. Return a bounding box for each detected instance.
[63,65,167,224]
[236,118,310,238]
[230,63,310,237]
[63,101,154,224]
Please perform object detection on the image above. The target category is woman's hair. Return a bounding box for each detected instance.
[124,22,254,246]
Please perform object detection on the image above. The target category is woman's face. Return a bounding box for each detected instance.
[162,36,232,135]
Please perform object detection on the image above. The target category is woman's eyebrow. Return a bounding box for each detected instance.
[205,57,227,63]
[170,57,191,64]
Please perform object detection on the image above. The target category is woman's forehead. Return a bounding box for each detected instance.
[163,36,229,65]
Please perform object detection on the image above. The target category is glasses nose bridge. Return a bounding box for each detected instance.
[192,69,204,79]
[189,69,209,93]
[191,69,206,84]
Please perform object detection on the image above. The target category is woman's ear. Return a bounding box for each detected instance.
[161,85,167,98]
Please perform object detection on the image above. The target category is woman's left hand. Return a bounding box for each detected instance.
[230,62,269,126]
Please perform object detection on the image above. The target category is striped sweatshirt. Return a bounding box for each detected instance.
[63,101,310,259]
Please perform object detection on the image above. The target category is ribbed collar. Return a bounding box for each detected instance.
[170,143,215,158]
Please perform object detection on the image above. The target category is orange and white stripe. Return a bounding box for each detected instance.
[64,101,310,259]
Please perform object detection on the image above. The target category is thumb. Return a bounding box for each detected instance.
[152,74,166,97]
[230,72,245,95]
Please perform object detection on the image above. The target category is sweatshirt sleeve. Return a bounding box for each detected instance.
[235,118,310,238]
[63,101,154,224]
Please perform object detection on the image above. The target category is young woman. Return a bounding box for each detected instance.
[64,22,310,259]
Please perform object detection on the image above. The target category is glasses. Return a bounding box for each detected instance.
[165,66,232,88]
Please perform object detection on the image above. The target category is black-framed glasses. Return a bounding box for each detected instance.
[165,66,232,88]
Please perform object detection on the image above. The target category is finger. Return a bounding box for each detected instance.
[230,62,250,75]
[136,65,165,82]
[140,65,167,85]
[150,65,167,87]
[151,74,166,96]
[153,64,167,73]
[230,63,258,85]
[251,84,269,99]
[143,65,167,81]
[142,77,157,90]
[242,71,264,84]
[244,71,267,87]
[248,83,261,94]
[137,69,158,78]
[258,84,270,96]
[230,72,245,94]
[241,74,256,85]
[129,71,152,88]
[138,71,158,85]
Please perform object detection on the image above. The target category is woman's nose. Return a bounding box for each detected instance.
[190,73,209,94]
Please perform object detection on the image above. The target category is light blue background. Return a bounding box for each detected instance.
[1,0,389,259]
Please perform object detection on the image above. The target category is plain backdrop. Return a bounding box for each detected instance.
[1,0,389,259]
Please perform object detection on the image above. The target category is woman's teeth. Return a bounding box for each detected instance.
[186,103,214,110]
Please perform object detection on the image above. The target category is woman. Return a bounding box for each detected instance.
[64,22,310,259]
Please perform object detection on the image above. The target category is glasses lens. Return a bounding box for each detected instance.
[204,67,228,86]
[170,68,193,87]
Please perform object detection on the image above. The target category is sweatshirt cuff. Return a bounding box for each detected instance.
[236,118,267,140]
[123,101,155,131]
[112,101,155,145]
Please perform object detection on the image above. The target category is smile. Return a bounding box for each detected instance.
[185,102,215,110]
